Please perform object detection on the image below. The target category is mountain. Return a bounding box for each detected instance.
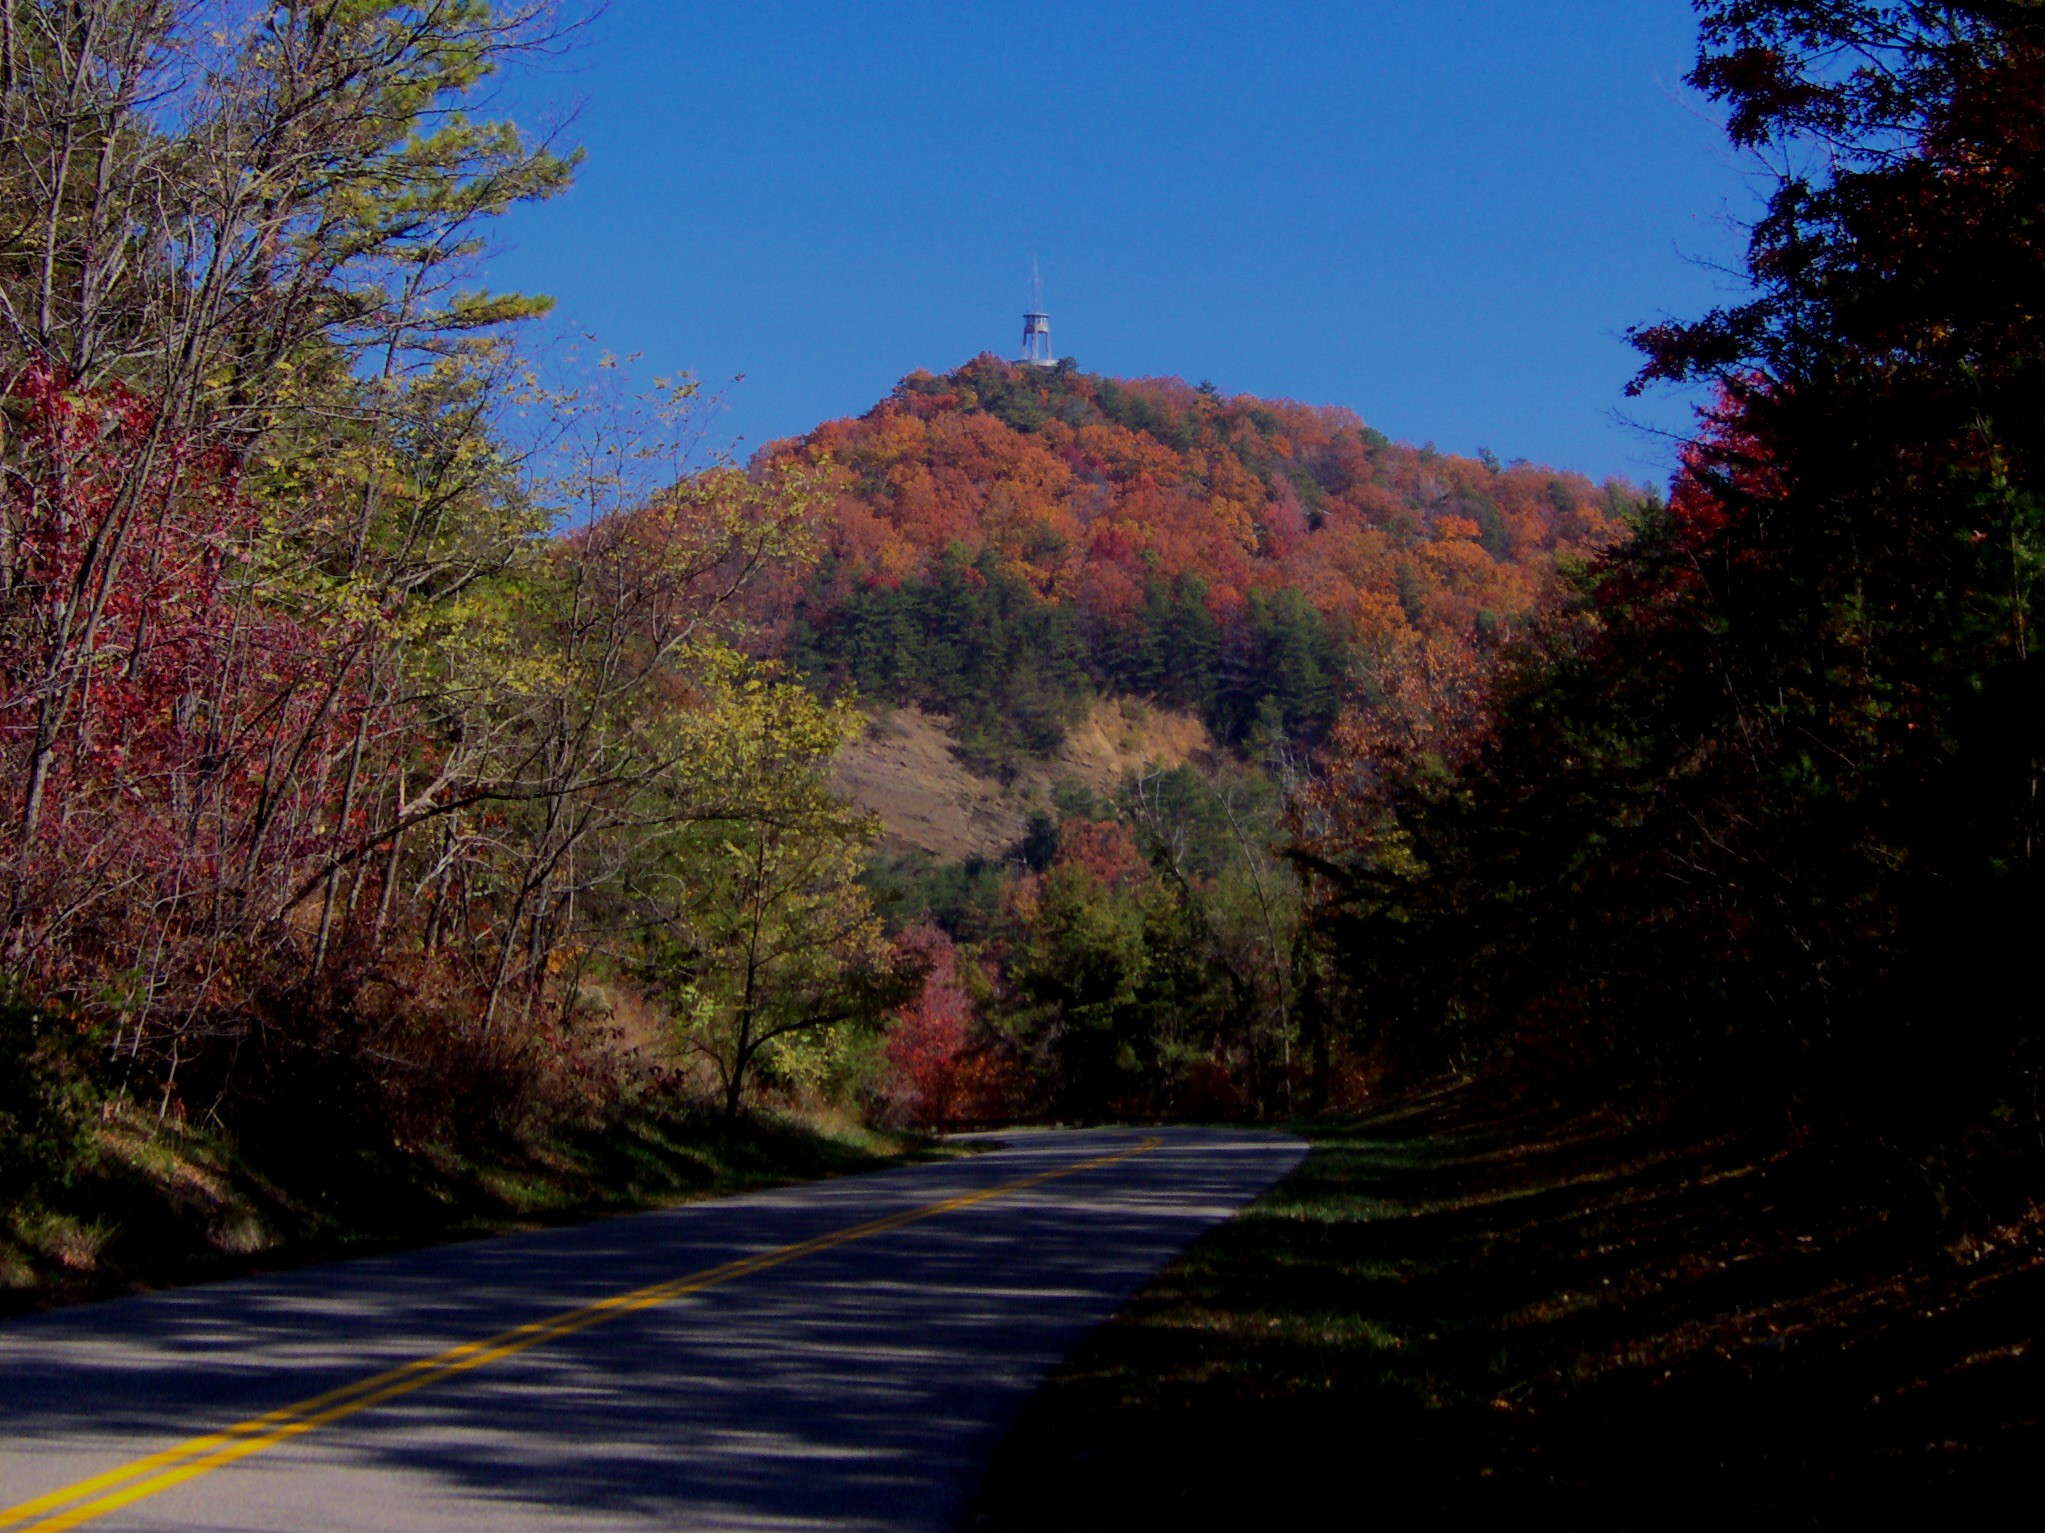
[761,356,1645,774]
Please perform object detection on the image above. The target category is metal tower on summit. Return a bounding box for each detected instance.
[1020,260,1053,366]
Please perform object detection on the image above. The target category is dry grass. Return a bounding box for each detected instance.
[833,699,1213,860]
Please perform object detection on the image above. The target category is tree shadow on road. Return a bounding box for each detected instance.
[0,1130,1300,1532]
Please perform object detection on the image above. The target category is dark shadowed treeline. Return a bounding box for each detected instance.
[965,20,2045,1514]
[1307,0,2045,1184]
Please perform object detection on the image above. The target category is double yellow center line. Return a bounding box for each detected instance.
[2,1135,1160,1533]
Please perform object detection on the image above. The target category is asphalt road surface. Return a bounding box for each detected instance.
[0,1126,1304,1532]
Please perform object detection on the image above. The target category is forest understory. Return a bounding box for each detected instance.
[965,1078,2044,1528]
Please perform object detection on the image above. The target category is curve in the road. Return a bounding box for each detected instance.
[0,1126,1303,1533]
[2,1137,1161,1533]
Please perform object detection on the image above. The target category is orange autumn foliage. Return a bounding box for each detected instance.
[760,357,1638,672]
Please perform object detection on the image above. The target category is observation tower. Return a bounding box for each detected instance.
[1020,261,1054,366]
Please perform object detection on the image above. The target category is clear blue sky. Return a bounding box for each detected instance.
[486,0,1755,486]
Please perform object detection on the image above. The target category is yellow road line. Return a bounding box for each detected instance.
[2,1135,1162,1533]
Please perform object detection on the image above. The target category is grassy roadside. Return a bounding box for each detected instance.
[2,1099,946,1319]
[964,1081,2043,1528]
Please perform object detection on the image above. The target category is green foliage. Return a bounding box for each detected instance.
[1008,865,1155,1112]
[632,662,912,1116]
[1096,575,1223,718]
[0,986,99,1197]
[793,547,1093,774]
[1455,489,1513,559]
[1092,579,1344,746]
[852,748,1302,1121]
[864,849,1011,944]
[799,557,1349,767]
[1091,378,1198,451]
[1234,588,1342,744]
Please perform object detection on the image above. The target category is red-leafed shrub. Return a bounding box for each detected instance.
[881,925,1024,1127]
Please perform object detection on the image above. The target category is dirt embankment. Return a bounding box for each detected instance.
[833,698,1212,860]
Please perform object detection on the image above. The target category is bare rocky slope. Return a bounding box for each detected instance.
[832,698,1211,860]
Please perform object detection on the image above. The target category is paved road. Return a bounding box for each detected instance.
[0,1127,1303,1532]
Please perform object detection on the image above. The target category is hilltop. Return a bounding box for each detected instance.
[734,358,1659,1123]
[763,357,1647,775]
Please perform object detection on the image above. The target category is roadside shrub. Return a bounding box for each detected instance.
[0,984,100,1196]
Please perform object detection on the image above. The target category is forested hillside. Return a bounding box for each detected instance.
[741,361,1646,1124]
[770,359,1635,770]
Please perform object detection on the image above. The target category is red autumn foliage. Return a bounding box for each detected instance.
[881,924,1021,1127]
[1053,819,1149,892]
[1,366,385,1009]
[758,358,1639,664]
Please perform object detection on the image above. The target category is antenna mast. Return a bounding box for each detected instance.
[1020,258,1053,366]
